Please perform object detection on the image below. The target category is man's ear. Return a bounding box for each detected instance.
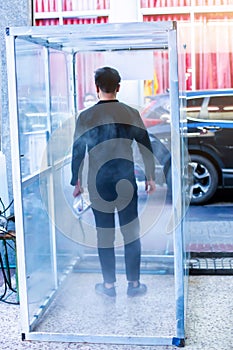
[96,85,100,93]
[116,84,120,92]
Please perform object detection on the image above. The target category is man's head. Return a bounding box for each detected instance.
[94,67,121,93]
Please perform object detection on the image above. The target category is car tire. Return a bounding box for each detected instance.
[189,154,218,205]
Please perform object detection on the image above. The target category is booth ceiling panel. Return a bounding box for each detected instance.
[7,22,175,52]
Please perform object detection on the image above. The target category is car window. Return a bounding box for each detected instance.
[186,97,203,118]
[141,95,170,121]
[208,96,233,121]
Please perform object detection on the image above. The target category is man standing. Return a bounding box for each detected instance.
[71,67,156,297]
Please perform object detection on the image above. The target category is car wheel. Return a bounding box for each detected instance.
[189,154,218,205]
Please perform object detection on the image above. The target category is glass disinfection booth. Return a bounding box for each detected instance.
[6,22,190,347]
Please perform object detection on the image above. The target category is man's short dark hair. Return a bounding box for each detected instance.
[94,67,121,93]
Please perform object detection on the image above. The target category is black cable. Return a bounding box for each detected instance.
[0,199,18,304]
[0,197,5,214]
[6,241,15,251]
[0,253,18,304]
[0,198,14,215]
[3,199,14,214]
[0,252,16,292]
[0,252,8,300]
[0,296,19,305]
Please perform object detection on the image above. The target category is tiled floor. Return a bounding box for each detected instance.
[1,202,232,349]
[0,274,232,350]
[34,273,176,337]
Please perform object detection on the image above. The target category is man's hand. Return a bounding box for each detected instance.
[73,180,83,197]
[145,180,156,194]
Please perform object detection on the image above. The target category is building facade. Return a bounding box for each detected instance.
[1,0,233,205]
[33,0,233,92]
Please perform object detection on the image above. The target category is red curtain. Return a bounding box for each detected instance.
[63,17,108,25]
[195,14,233,89]
[35,0,59,12]
[76,53,104,109]
[141,0,232,6]
[35,0,109,26]
[35,0,110,12]
[144,13,233,90]
[35,19,59,25]
[144,14,191,92]
[141,0,191,7]
[63,0,110,10]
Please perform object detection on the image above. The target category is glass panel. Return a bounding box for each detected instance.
[15,40,73,176]
[22,175,55,321]
[145,16,192,91]
[16,41,48,178]
[15,37,77,322]
[49,51,71,131]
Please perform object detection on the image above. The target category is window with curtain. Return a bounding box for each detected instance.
[144,12,233,91]
[141,0,233,7]
[34,0,109,25]
[144,14,191,93]
[35,0,110,12]
[34,0,233,91]
[76,52,104,110]
[62,0,110,10]
[195,14,233,89]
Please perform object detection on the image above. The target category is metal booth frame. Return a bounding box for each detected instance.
[6,21,188,347]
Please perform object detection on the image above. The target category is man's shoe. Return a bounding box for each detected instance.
[127,282,147,297]
[95,283,116,297]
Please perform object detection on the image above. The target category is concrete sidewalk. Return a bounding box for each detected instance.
[0,274,232,350]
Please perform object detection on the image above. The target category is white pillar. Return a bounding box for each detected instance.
[109,0,140,23]
[0,151,10,216]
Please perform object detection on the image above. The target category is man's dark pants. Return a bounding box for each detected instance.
[91,179,141,284]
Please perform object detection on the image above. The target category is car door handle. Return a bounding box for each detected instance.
[204,126,221,130]
[197,126,221,134]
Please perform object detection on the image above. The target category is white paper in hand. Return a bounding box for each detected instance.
[73,194,91,216]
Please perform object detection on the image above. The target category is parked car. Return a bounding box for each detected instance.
[140,93,170,127]
[139,89,233,204]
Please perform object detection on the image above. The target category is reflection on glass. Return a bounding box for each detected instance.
[15,40,72,178]
[22,176,54,320]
